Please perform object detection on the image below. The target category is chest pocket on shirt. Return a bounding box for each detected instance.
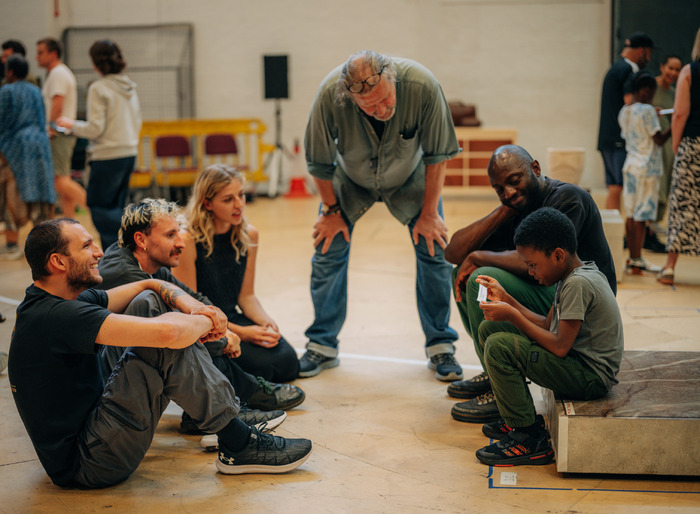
[397,126,420,158]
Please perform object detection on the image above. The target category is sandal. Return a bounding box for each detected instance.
[657,268,674,286]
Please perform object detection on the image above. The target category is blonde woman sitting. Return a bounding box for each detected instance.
[174,165,299,382]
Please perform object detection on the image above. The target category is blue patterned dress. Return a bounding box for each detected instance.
[0,80,56,204]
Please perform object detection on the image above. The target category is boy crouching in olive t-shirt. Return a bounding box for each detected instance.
[473,207,623,466]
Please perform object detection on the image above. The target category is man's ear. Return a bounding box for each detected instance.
[133,231,147,251]
[48,252,68,273]
[531,160,541,177]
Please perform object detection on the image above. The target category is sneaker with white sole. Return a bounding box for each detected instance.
[216,426,312,474]
[298,349,339,378]
[627,256,662,274]
[201,410,288,451]
[427,353,463,381]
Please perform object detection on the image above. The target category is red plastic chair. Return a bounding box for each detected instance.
[204,133,248,171]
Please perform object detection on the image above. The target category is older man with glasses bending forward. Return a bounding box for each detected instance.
[299,50,461,381]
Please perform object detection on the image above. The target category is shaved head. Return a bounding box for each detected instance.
[487,145,543,213]
[487,145,534,176]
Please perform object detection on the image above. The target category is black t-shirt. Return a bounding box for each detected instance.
[684,61,700,138]
[482,178,617,295]
[598,58,634,151]
[8,286,110,486]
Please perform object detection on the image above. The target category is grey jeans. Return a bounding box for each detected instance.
[73,291,241,488]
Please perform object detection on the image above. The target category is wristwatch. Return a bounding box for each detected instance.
[321,202,341,216]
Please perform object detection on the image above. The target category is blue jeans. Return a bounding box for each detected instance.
[87,156,135,249]
[305,200,458,358]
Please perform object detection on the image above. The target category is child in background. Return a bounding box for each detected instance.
[618,71,671,274]
[473,207,623,466]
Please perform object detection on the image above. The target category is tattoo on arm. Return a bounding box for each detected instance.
[157,281,186,309]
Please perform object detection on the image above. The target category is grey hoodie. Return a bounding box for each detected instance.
[71,74,142,161]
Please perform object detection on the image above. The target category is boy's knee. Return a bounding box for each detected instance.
[482,332,515,363]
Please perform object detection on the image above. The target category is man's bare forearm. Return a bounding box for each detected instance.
[445,205,516,264]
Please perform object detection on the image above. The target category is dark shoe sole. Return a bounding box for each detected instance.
[451,401,500,423]
[476,446,554,467]
[298,358,339,378]
[447,385,491,400]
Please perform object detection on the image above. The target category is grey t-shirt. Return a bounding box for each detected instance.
[550,262,624,389]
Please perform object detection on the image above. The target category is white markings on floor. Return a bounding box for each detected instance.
[295,348,482,370]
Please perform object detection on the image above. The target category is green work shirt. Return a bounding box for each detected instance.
[304,58,459,225]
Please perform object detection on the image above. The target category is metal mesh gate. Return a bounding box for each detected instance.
[63,24,194,120]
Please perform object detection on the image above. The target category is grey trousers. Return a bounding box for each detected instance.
[73,291,241,488]
[98,292,260,401]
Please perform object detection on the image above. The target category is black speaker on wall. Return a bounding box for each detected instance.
[264,55,289,99]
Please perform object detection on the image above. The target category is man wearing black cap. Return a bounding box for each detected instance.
[597,32,654,213]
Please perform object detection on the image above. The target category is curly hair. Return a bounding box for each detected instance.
[119,198,181,251]
[334,50,396,106]
[184,164,250,260]
[89,39,126,75]
[513,207,577,256]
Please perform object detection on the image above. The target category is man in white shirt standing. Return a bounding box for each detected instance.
[36,37,86,219]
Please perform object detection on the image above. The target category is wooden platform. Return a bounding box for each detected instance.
[544,351,700,475]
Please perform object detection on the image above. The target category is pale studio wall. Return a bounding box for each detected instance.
[2,0,612,189]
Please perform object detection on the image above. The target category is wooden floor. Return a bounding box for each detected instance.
[1,189,699,513]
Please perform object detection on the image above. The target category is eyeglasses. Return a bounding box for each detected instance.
[346,65,388,94]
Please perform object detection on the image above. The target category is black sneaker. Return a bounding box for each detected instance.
[238,407,287,431]
[427,353,463,381]
[201,407,288,451]
[246,377,306,411]
[451,391,500,423]
[482,414,546,440]
[298,350,339,378]
[216,426,312,474]
[644,228,667,253]
[447,372,491,399]
[475,427,554,466]
[181,405,287,437]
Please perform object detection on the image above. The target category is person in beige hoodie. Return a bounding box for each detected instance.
[57,39,142,249]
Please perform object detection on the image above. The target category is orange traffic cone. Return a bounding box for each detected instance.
[285,139,312,198]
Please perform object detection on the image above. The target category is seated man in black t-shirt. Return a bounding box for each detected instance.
[8,218,312,488]
[443,145,617,424]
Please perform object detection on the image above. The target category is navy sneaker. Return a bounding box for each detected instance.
[298,350,339,378]
[428,353,463,381]
[216,426,312,474]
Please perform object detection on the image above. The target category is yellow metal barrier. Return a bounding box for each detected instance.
[131,118,276,193]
